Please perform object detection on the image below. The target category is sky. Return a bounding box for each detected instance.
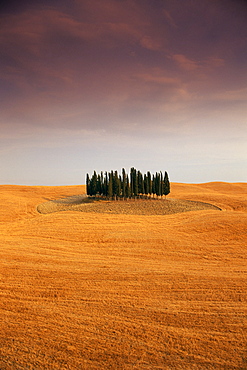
[0,0,246,185]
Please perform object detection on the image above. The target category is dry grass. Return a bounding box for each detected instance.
[37,196,221,215]
[0,182,246,369]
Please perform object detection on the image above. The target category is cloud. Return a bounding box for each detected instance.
[71,0,165,50]
[0,2,166,92]
[139,35,163,51]
[162,9,177,28]
[135,68,180,86]
[172,54,199,71]
[206,57,225,68]
[214,87,247,102]
[0,0,246,138]
[171,54,225,73]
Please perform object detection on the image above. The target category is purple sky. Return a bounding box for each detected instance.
[1,0,246,185]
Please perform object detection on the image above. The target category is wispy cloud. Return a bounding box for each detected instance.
[212,87,247,103]
[172,54,199,71]
[135,68,180,86]
[171,54,225,74]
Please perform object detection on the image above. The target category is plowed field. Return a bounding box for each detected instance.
[0,182,246,369]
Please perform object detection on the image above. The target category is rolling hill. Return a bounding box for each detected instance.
[0,182,246,369]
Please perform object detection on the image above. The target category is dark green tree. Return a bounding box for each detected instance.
[126,174,131,199]
[163,171,170,198]
[108,171,113,199]
[113,170,120,199]
[144,174,148,196]
[86,173,91,196]
[137,170,144,197]
[130,167,134,198]
[96,174,102,196]
[152,174,155,197]
[160,172,163,198]
[100,171,104,195]
[91,171,97,196]
[103,171,108,197]
[122,168,126,199]
[147,171,152,198]
[134,168,138,198]
[155,172,161,197]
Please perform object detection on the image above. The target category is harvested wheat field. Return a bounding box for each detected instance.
[0,182,246,369]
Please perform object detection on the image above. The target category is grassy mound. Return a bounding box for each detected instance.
[37,196,221,215]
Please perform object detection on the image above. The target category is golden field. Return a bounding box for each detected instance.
[0,182,246,369]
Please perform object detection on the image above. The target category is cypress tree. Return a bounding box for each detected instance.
[104,171,108,197]
[126,174,131,199]
[134,168,138,198]
[152,174,155,197]
[163,171,170,198]
[155,172,161,197]
[137,170,144,197]
[160,172,163,199]
[130,167,134,198]
[91,171,97,196]
[96,174,101,196]
[147,171,152,198]
[108,172,113,200]
[86,173,90,196]
[144,174,148,196]
[100,174,103,195]
[118,175,122,199]
[122,168,126,199]
[113,170,119,200]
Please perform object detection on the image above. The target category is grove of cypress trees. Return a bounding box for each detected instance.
[86,168,170,200]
